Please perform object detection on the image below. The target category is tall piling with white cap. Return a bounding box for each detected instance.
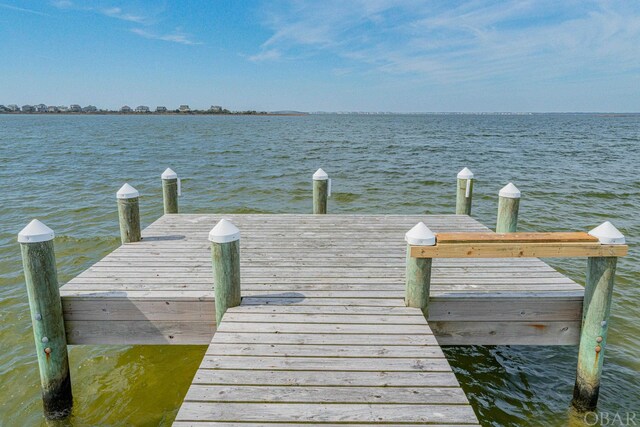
[405,222,436,317]
[117,183,141,244]
[572,221,625,412]
[18,220,73,420]
[455,167,474,215]
[312,168,329,214]
[161,168,179,214]
[496,182,521,233]
[209,219,241,326]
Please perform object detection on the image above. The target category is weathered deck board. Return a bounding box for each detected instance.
[59,214,584,346]
[175,305,478,425]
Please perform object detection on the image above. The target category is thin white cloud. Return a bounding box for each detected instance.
[101,7,147,24]
[50,2,151,24]
[248,49,281,62]
[250,1,640,85]
[0,2,47,15]
[50,0,73,9]
[131,28,201,46]
[49,2,202,45]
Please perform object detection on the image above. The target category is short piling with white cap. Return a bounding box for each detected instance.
[18,220,73,420]
[117,183,141,244]
[405,222,436,316]
[209,219,241,326]
[572,221,625,412]
[455,167,474,215]
[312,168,329,214]
[161,168,179,214]
[496,182,521,233]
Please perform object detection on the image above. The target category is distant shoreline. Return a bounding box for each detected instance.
[1,111,638,116]
[0,111,308,116]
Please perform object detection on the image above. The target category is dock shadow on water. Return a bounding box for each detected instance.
[50,291,208,426]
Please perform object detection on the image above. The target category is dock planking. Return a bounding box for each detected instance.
[60,214,584,346]
[54,213,592,424]
[174,303,479,425]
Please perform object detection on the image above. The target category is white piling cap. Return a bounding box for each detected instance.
[457,167,474,179]
[405,222,436,246]
[116,183,140,199]
[208,219,240,243]
[588,221,625,245]
[161,168,178,179]
[18,219,55,243]
[313,168,329,180]
[499,182,521,198]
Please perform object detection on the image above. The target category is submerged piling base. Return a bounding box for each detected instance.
[42,375,73,420]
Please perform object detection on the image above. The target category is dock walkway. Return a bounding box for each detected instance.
[59,214,586,424]
[174,305,477,425]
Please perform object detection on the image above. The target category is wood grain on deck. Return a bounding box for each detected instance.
[174,298,478,424]
[60,215,584,345]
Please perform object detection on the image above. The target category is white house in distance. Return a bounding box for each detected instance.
[120,105,132,113]
[156,106,167,113]
[135,105,150,113]
[179,105,190,112]
[210,105,223,112]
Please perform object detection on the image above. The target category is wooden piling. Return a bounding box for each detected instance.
[313,168,329,214]
[405,222,436,317]
[161,168,179,214]
[496,182,521,233]
[117,183,141,244]
[455,167,474,215]
[572,222,625,412]
[18,220,72,420]
[209,219,241,326]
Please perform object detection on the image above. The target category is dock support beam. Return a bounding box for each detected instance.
[572,222,625,412]
[18,220,73,420]
[161,168,179,214]
[117,183,141,244]
[455,167,474,215]
[404,222,436,317]
[209,219,241,326]
[313,168,329,214]
[496,182,521,233]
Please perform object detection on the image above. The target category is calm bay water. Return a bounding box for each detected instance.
[0,114,638,426]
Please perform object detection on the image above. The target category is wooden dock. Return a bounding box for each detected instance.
[60,214,584,346]
[56,213,588,425]
[17,166,628,422]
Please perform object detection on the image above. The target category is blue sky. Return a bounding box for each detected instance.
[1,0,639,112]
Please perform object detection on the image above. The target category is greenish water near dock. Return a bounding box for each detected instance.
[0,114,638,426]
